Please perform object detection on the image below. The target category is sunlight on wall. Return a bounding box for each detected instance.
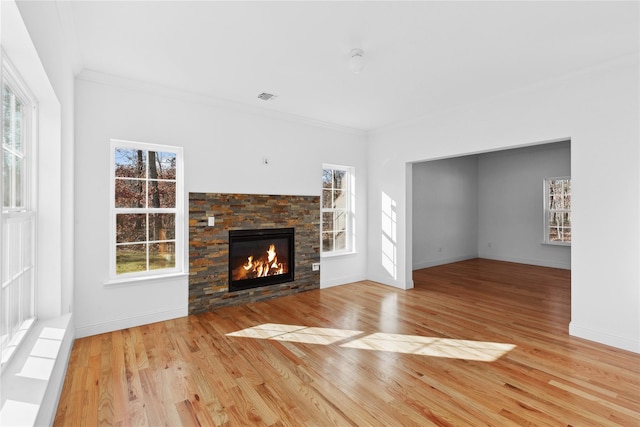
[381,191,397,279]
[227,323,516,362]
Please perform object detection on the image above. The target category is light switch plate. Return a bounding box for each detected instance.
[208,216,215,226]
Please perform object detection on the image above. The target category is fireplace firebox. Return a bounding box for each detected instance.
[228,228,295,292]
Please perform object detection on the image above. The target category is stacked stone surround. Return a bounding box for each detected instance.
[188,192,320,314]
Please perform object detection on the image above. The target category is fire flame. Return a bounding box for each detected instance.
[239,244,285,278]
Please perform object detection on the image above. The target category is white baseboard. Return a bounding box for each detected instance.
[478,253,570,270]
[320,273,367,289]
[569,322,639,354]
[413,255,478,270]
[75,307,187,338]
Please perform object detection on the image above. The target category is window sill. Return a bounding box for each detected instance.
[103,272,189,286]
[541,241,571,247]
[321,251,358,259]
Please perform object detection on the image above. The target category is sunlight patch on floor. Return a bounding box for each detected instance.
[227,324,515,361]
[226,323,363,345]
[341,332,515,362]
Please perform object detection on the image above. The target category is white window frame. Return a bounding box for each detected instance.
[543,176,571,246]
[321,164,355,256]
[109,139,184,282]
[1,55,38,368]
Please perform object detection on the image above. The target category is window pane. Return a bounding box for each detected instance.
[116,214,147,243]
[149,242,175,270]
[3,149,13,207]
[115,179,146,208]
[22,271,33,317]
[116,244,147,274]
[14,98,22,152]
[1,286,8,345]
[2,78,35,360]
[149,213,175,241]
[322,212,333,232]
[321,165,353,254]
[2,85,10,146]
[333,170,347,189]
[150,151,176,180]
[335,231,346,251]
[322,190,332,209]
[322,169,332,189]
[149,181,176,208]
[322,232,333,253]
[14,155,23,207]
[333,190,346,209]
[334,210,347,231]
[3,85,23,152]
[548,212,570,242]
[115,148,146,178]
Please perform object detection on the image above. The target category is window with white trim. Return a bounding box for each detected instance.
[321,164,354,255]
[1,62,37,365]
[544,177,571,245]
[110,140,183,279]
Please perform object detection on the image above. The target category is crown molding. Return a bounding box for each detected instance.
[76,69,367,137]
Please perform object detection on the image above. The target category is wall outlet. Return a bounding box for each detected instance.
[208,216,215,226]
[312,263,320,271]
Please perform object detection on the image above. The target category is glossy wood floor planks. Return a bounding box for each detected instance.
[54,259,640,426]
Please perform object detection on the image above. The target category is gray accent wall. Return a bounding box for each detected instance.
[478,141,571,268]
[412,156,479,269]
[412,140,571,270]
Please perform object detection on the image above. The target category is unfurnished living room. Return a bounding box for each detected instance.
[1,1,639,426]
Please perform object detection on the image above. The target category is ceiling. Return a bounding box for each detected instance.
[64,1,639,132]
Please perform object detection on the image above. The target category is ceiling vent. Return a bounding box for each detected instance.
[257,92,277,101]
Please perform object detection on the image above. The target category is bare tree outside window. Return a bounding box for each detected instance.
[545,177,571,244]
[322,165,353,254]
[112,142,180,276]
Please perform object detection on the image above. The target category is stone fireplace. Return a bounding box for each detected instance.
[188,193,320,314]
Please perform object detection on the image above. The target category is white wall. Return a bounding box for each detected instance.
[477,142,571,269]
[368,56,639,353]
[74,73,367,337]
[412,156,478,269]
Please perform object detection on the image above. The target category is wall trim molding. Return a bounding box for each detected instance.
[412,255,478,270]
[570,322,639,354]
[320,273,367,289]
[74,308,187,339]
[478,254,570,270]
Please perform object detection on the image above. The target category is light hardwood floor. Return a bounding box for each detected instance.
[54,259,640,426]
